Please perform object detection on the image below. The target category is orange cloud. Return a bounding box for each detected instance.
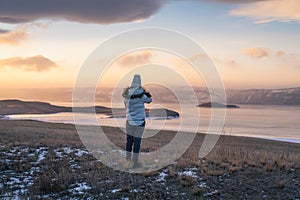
[214,58,238,68]
[118,51,152,67]
[0,22,52,45]
[230,0,300,23]
[0,55,58,72]
[0,28,27,45]
[188,53,209,62]
[242,48,290,59]
[241,47,269,59]
[276,50,286,57]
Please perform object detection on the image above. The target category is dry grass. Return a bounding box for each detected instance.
[277,180,286,188]
[1,119,300,199]
[177,175,195,186]
[1,119,300,172]
[167,166,176,177]
[191,186,203,196]
[190,134,300,172]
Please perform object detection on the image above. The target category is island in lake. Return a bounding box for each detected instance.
[0,99,179,119]
[197,102,239,108]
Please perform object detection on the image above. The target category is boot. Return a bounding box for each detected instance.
[126,152,132,161]
[132,160,143,168]
[132,153,142,168]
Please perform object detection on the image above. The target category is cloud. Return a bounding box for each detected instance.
[214,57,238,68]
[274,52,300,69]
[3,0,295,26]
[0,0,285,26]
[242,48,291,60]
[27,21,53,29]
[230,0,300,23]
[0,55,58,72]
[276,50,286,57]
[118,51,152,67]
[0,28,28,45]
[0,0,165,24]
[241,47,269,59]
[210,0,266,3]
[0,29,10,33]
[187,53,238,69]
[0,22,53,45]
[188,53,209,62]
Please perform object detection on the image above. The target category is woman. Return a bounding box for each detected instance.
[122,74,152,168]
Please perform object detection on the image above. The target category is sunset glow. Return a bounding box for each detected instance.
[0,0,299,96]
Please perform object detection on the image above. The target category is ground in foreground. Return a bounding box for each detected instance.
[0,120,300,199]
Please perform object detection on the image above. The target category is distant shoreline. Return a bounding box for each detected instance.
[197,102,239,108]
[0,99,179,119]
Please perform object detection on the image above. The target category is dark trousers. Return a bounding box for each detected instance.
[126,121,145,161]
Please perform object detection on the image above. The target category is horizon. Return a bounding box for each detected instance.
[1,84,300,92]
[0,84,299,102]
[0,85,299,107]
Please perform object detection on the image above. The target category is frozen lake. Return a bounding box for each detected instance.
[8,103,300,144]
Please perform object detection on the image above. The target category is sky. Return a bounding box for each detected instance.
[0,0,299,95]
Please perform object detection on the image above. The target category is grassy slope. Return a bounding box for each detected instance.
[1,119,300,199]
[1,119,300,174]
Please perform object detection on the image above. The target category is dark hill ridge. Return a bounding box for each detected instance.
[226,87,300,105]
[0,99,179,119]
[2,86,300,106]
[0,99,67,115]
[197,102,239,108]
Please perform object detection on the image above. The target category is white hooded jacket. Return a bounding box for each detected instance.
[124,87,152,125]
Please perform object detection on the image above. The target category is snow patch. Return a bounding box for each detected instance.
[156,171,168,182]
[178,170,198,178]
[75,149,89,157]
[204,189,218,197]
[54,149,63,157]
[69,182,92,194]
[63,147,73,154]
[198,182,208,188]
[130,189,141,193]
[36,147,49,163]
[7,177,21,185]
[110,188,122,193]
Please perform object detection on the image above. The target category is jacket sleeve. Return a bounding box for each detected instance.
[124,98,128,108]
[143,94,152,104]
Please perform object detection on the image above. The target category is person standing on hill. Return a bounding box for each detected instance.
[122,74,152,168]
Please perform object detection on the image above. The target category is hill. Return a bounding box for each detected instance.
[0,99,179,118]
[226,87,300,105]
